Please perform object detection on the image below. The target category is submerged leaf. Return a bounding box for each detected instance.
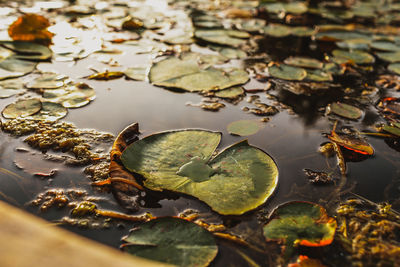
[327,102,363,120]
[121,130,278,215]
[227,120,264,136]
[263,201,337,256]
[122,217,218,267]
[2,98,42,119]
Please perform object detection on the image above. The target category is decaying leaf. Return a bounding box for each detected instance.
[8,14,53,46]
[263,201,337,257]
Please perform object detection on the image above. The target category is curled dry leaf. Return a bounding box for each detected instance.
[8,14,53,46]
[108,123,143,212]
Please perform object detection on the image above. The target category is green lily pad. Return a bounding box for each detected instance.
[150,56,248,92]
[306,69,333,82]
[0,79,24,98]
[332,49,375,64]
[388,63,400,75]
[370,41,400,52]
[121,130,278,215]
[315,31,371,42]
[0,47,37,80]
[235,19,266,32]
[195,29,249,47]
[124,66,148,81]
[327,102,363,120]
[263,24,292,37]
[336,39,371,50]
[0,41,52,61]
[284,57,323,69]
[268,64,307,81]
[42,83,95,108]
[227,120,264,136]
[261,2,307,14]
[25,102,67,121]
[263,201,337,256]
[214,86,244,99]
[122,217,218,267]
[149,56,200,84]
[27,73,68,89]
[291,26,315,37]
[217,47,247,59]
[376,51,400,63]
[382,125,400,137]
[2,98,42,119]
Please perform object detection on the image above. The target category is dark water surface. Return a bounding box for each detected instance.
[0,1,399,266]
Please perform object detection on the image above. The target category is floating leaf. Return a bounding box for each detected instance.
[332,49,375,64]
[0,47,37,80]
[123,66,148,81]
[43,82,95,108]
[214,86,244,99]
[306,69,333,82]
[227,120,264,136]
[375,51,400,63]
[27,73,68,89]
[149,56,248,92]
[88,71,125,80]
[284,57,323,69]
[121,130,278,215]
[263,24,292,37]
[2,98,42,119]
[269,64,307,81]
[263,201,337,256]
[25,102,67,121]
[336,39,370,50]
[387,63,400,75]
[328,130,374,156]
[195,29,249,47]
[122,217,218,267]
[8,14,53,46]
[327,102,363,120]
[0,79,24,98]
[370,41,400,52]
[381,125,400,137]
[0,41,52,61]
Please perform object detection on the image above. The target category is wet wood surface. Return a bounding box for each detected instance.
[0,201,169,267]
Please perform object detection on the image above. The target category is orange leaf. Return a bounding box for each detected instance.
[8,14,53,46]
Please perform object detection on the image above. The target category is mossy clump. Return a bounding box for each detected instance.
[336,198,400,267]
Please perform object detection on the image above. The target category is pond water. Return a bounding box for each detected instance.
[0,0,399,266]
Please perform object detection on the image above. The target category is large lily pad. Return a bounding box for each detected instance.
[195,29,249,47]
[269,64,307,81]
[25,102,67,121]
[149,56,248,92]
[263,201,337,256]
[0,47,37,80]
[2,98,42,119]
[122,217,218,267]
[121,130,278,215]
[0,41,52,61]
[376,51,400,63]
